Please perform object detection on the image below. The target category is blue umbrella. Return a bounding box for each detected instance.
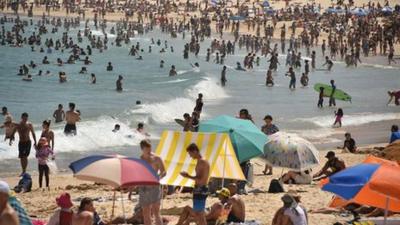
[351,8,368,16]
[262,0,270,7]
[229,15,246,21]
[381,6,394,15]
[264,7,275,15]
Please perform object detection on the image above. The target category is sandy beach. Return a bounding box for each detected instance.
[1,0,400,224]
[1,145,396,225]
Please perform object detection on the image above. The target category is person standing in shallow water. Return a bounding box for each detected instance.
[11,112,37,175]
[53,104,65,123]
[116,75,123,91]
[221,66,227,87]
[64,103,80,136]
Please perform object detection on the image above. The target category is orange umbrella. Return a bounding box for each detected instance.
[327,155,399,209]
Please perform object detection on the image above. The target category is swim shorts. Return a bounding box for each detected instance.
[193,186,208,212]
[64,124,77,135]
[138,185,161,207]
[18,141,31,158]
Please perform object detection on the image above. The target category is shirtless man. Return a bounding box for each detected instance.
[64,103,80,135]
[179,143,210,225]
[139,140,166,225]
[11,113,36,175]
[226,183,245,223]
[0,181,19,225]
[53,104,65,123]
[72,198,94,225]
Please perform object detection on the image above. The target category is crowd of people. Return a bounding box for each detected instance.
[1,0,400,225]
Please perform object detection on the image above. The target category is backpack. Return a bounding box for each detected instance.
[268,179,284,193]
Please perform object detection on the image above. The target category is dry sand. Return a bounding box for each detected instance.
[2,146,398,225]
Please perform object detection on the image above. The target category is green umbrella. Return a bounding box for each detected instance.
[199,115,267,163]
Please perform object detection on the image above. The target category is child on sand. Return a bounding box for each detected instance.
[0,115,16,145]
[333,108,344,127]
[36,137,54,190]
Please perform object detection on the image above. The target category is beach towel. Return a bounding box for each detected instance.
[9,195,33,225]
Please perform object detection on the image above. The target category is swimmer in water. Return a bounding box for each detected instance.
[136,55,143,60]
[191,62,200,68]
[322,56,334,71]
[22,74,32,81]
[169,65,177,76]
[137,122,150,137]
[236,62,246,71]
[300,73,309,87]
[91,73,96,84]
[107,62,113,71]
[160,60,165,68]
[112,124,120,132]
[79,67,87,74]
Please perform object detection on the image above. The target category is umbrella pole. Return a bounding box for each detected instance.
[111,190,116,219]
[384,197,389,225]
[222,139,227,187]
[121,191,127,224]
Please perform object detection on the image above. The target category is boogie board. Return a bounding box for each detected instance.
[175,118,186,127]
[313,83,352,102]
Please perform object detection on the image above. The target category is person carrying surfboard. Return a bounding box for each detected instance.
[329,80,336,107]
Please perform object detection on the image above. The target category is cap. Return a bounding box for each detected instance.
[216,188,230,198]
[325,151,335,158]
[0,180,10,194]
[56,193,73,209]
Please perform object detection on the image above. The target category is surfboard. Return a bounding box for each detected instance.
[174,118,186,127]
[313,83,352,102]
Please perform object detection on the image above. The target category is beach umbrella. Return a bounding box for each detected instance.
[229,15,246,21]
[264,7,275,15]
[351,8,368,16]
[69,155,160,220]
[262,132,320,170]
[381,6,394,15]
[325,7,338,14]
[320,163,400,225]
[261,0,270,7]
[69,154,159,188]
[199,115,267,163]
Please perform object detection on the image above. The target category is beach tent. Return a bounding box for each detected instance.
[155,131,245,187]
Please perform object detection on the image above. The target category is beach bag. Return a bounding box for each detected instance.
[47,160,58,174]
[268,179,284,193]
[14,173,32,193]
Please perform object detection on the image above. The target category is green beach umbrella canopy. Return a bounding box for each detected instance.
[199,115,267,163]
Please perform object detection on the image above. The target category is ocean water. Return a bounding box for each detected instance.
[0,16,399,173]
